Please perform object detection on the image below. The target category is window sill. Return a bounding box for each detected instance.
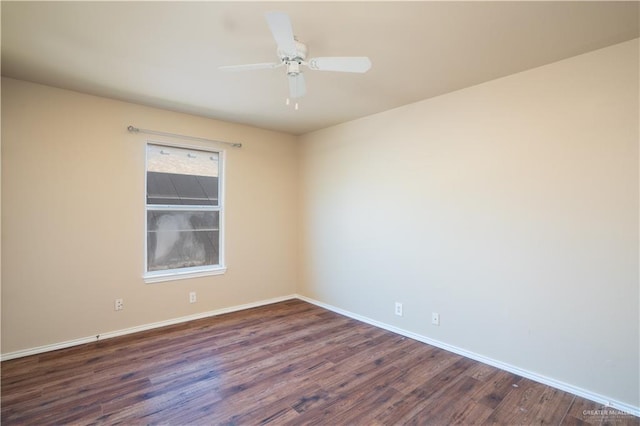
[144,266,227,284]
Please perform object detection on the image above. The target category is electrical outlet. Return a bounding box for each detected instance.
[114,298,124,311]
[395,302,403,317]
[189,292,197,303]
[432,312,440,326]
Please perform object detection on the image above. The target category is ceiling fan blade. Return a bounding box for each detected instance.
[265,11,297,58]
[307,57,372,73]
[219,62,281,72]
[288,73,306,99]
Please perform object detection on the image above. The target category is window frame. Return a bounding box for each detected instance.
[143,139,226,283]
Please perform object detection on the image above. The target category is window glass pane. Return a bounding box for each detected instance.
[147,144,219,206]
[147,210,219,271]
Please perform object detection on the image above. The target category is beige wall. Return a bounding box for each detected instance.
[1,78,299,353]
[299,39,639,406]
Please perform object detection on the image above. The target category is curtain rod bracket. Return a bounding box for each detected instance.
[127,125,242,148]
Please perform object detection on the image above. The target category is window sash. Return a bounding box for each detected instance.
[146,171,219,206]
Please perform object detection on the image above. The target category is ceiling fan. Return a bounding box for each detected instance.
[219,12,372,104]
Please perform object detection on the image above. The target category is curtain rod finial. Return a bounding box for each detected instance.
[127,125,139,133]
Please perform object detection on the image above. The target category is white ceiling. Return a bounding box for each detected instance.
[2,1,638,135]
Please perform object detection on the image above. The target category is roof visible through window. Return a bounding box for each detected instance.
[147,144,219,177]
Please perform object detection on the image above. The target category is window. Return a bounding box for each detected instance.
[144,143,225,282]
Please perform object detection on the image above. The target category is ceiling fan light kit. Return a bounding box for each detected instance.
[219,11,372,103]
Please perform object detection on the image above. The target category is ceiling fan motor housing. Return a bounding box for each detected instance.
[278,39,307,63]
[280,40,307,76]
[287,61,301,76]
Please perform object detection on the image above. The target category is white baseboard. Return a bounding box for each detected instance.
[295,294,640,418]
[0,294,297,362]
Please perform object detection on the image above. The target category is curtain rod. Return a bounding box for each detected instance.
[127,125,242,148]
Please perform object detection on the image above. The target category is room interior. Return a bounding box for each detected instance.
[1,0,639,422]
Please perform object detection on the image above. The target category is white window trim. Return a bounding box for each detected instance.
[144,265,227,284]
[143,139,226,283]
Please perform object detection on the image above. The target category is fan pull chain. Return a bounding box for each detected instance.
[285,98,299,111]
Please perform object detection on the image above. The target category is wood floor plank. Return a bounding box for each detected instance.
[531,387,576,425]
[485,379,555,425]
[2,299,637,425]
[323,386,403,425]
[471,369,524,410]
[382,357,481,425]
[407,375,488,424]
[389,346,462,395]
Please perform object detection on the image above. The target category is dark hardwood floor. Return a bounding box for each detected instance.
[2,299,638,425]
